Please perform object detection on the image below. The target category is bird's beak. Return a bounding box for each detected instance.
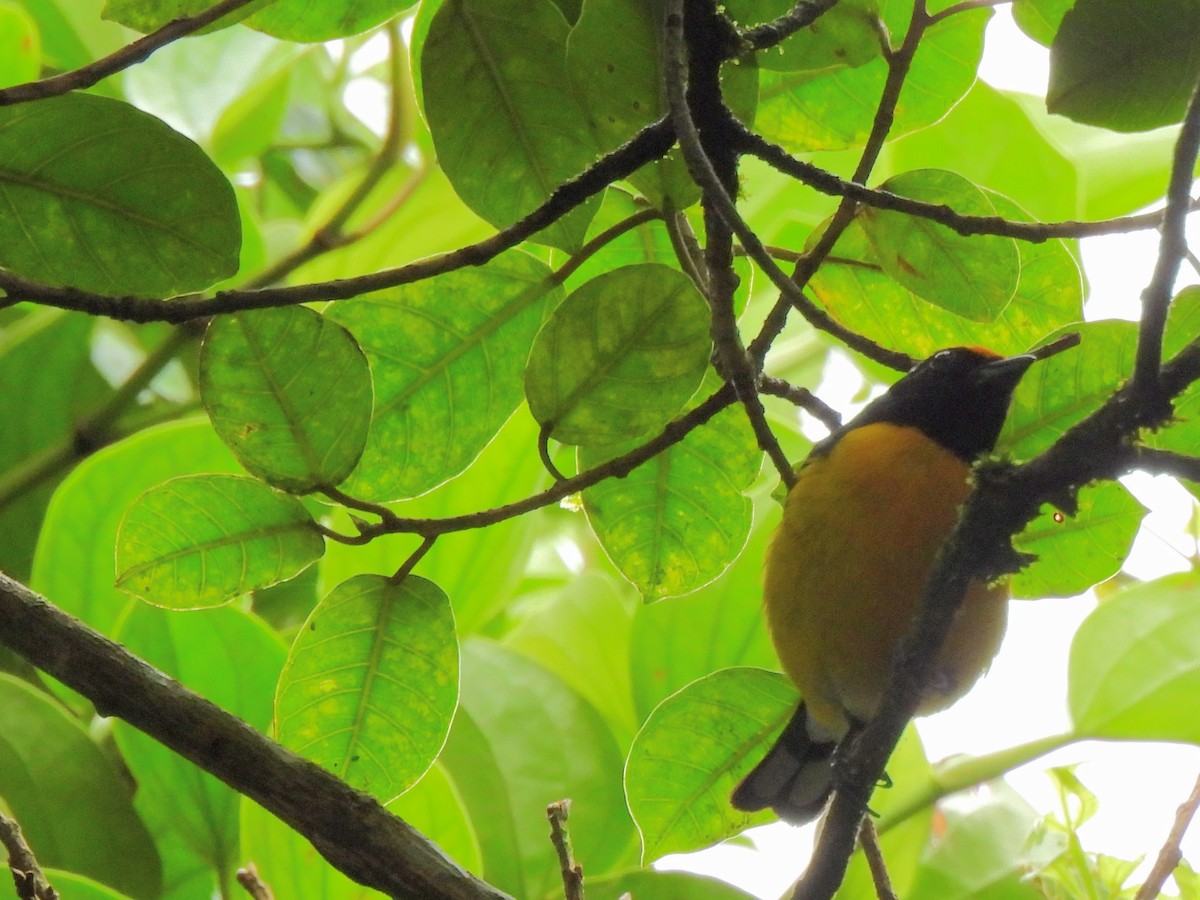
[976,353,1036,390]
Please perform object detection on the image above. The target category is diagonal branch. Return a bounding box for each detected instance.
[0,119,676,323]
[0,573,513,900]
[738,0,841,52]
[0,0,265,106]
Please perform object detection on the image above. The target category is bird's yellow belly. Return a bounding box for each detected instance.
[764,423,1008,738]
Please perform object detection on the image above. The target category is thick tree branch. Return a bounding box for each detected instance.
[0,0,263,106]
[0,574,513,900]
[0,120,676,323]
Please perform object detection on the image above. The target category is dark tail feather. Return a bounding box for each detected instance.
[730,703,836,825]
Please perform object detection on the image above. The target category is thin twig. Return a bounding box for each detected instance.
[740,129,1199,244]
[738,0,840,52]
[0,810,58,900]
[547,801,585,900]
[390,535,437,584]
[0,0,262,105]
[747,3,930,372]
[926,0,1011,25]
[356,384,737,540]
[761,376,842,432]
[662,0,797,488]
[0,120,677,323]
[1134,772,1200,900]
[1133,75,1200,401]
[858,818,897,900]
[236,864,276,900]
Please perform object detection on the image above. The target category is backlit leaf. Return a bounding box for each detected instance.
[1012,482,1146,599]
[0,675,161,898]
[1048,0,1200,132]
[859,169,1020,321]
[525,264,711,445]
[328,252,558,501]
[0,93,239,295]
[581,401,761,601]
[422,0,600,250]
[276,574,458,803]
[627,667,797,862]
[200,306,372,494]
[1070,574,1200,742]
[116,473,324,609]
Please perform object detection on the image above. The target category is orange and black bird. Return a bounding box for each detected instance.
[731,346,1036,824]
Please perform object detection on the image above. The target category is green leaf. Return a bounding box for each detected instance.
[0,675,161,898]
[31,418,241,639]
[200,307,373,494]
[116,473,325,609]
[626,667,797,862]
[276,574,458,803]
[320,408,547,635]
[249,0,409,40]
[0,93,240,295]
[811,201,1083,361]
[906,785,1044,899]
[1013,0,1074,45]
[755,4,988,152]
[1048,0,1200,132]
[581,401,761,600]
[858,169,1021,321]
[1148,287,1200,456]
[565,0,758,207]
[525,264,712,445]
[629,512,781,721]
[0,1,39,88]
[885,82,1080,223]
[1069,573,1200,741]
[503,572,638,744]
[0,310,110,580]
[101,0,264,32]
[726,0,883,72]
[440,640,633,898]
[327,252,559,502]
[589,869,758,899]
[1012,482,1145,600]
[1000,319,1138,459]
[421,0,600,251]
[113,603,286,884]
[40,871,134,900]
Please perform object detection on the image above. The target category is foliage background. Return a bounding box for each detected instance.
[2,0,1200,899]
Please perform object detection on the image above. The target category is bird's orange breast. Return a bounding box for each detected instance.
[764,423,1008,739]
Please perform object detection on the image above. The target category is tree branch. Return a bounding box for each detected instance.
[0,810,57,900]
[0,573,513,900]
[0,0,263,106]
[0,120,676,323]
[1134,772,1200,900]
[746,0,930,371]
[738,0,840,53]
[739,127,1199,243]
[664,0,796,487]
[1132,75,1200,401]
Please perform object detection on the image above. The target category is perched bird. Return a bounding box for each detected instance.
[731,346,1036,824]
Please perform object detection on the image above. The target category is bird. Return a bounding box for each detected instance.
[730,345,1036,824]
